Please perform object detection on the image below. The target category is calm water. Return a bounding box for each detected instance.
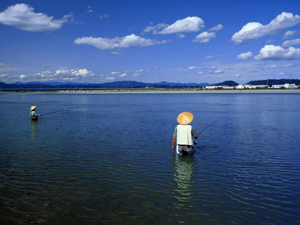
[0,93,300,225]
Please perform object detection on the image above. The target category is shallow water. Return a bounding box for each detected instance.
[0,93,300,224]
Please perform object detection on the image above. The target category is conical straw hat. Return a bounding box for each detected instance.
[177,112,194,125]
[30,106,36,111]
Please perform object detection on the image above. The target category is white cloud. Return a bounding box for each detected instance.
[283,30,297,39]
[105,77,115,80]
[235,74,240,77]
[237,52,253,60]
[71,69,94,77]
[215,70,223,74]
[209,24,223,31]
[281,63,294,67]
[0,3,72,32]
[111,71,120,75]
[266,39,275,43]
[55,68,69,75]
[99,13,110,19]
[282,38,300,47]
[143,16,204,34]
[232,12,300,44]
[193,31,216,43]
[74,34,167,50]
[270,65,277,68]
[277,72,284,76]
[177,34,185,38]
[188,66,195,70]
[112,51,121,55]
[254,45,300,60]
[198,72,203,74]
[205,55,213,59]
[119,73,127,77]
[20,75,26,79]
[1,74,7,77]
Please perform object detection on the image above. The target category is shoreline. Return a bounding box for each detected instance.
[1,89,300,94]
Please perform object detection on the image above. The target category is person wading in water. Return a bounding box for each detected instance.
[30,106,41,120]
[172,112,198,155]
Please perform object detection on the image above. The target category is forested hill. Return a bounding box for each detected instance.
[1,79,300,89]
[246,79,300,86]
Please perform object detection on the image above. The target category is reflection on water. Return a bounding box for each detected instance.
[173,153,195,209]
[31,120,37,139]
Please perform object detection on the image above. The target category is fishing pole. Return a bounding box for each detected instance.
[197,117,223,135]
[194,117,223,145]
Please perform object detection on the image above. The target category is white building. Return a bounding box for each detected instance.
[236,84,268,89]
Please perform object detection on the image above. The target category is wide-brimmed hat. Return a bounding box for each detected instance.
[30,106,37,111]
[177,112,194,125]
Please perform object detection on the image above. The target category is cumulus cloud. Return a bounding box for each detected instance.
[254,45,300,60]
[0,3,72,32]
[237,52,253,60]
[71,69,94,77]
[283,30,297,39]
[193,31,216,43]
[143,16,204,34]
[74,34,167,50]
[119,73,127,77]
[231,12,300,44]
[282,38,300,47]
[188,66,195,70]
[52,68,94,79]
[209,24,223,31]
[20,75,26,79]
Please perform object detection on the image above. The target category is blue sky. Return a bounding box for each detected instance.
[1,0,300,84]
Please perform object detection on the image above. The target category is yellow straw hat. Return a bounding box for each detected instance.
[30,106,37,111]
[177,112,194,125]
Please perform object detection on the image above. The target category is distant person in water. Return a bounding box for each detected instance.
[172,112,198,155]
[30,106,41,120]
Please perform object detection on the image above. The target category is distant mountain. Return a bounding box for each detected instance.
[215,80,239,87]
[2,79,299,90]
[0,80,210,89]
[246,79,300,86]
[157,81,210,86]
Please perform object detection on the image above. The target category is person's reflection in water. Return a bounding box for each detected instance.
[172,153,195,209]
[31,120,38,142]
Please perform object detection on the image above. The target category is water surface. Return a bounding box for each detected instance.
[0,93,300,224]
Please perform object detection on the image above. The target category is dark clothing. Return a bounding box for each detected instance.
[177,145,194,155]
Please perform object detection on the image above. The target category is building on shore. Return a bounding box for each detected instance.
[206,83,298,90]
